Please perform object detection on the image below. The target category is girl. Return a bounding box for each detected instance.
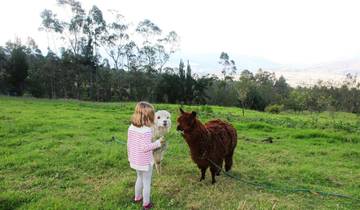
[127,101,165,210]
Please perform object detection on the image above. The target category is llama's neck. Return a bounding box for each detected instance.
[184,120,209,155]
[153,126,168,139]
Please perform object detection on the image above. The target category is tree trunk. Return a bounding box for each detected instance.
[242,101,245,116]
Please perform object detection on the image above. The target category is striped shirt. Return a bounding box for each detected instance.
[127,124,161,171]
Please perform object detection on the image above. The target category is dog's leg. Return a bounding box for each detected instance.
[210,167,217,184]
[200,167,207,181]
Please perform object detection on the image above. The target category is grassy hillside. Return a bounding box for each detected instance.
[0,96,359,210]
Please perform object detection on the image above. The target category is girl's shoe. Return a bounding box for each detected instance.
[142,202,153,210]
[133,197,142,203]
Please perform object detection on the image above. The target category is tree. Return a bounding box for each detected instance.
[39,9,64,51]
[47,51,62,98]
[7,46,29,96]
[254,69,277,110]
[156,31,179,72]
[136,19,179,73]
[185,60,194,104]
[0,47,9,94]
[274,75,290,102]
[304,85,332,112]
[155,68,182,103]
[101,11,129,70]
[285,89,307,112]
[209,52,239,106]
[26,39,47,98]
[237,70,255,116]
[40,0,88,56]
[84,5,106,54]
[136,19,162,72]
[55,0,87,56]
[192,74,213,104]
[177,59,186,103]
[219,52,236,81]
[83,5,107,101]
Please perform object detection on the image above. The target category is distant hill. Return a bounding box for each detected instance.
[169,52,360,86]
[168,52,282,74]
[272,58,360,86]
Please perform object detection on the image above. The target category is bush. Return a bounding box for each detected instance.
[265,104,284,114]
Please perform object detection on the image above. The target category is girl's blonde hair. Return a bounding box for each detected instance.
[131,101,155,127]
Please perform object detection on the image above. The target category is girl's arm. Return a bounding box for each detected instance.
[142,131,161,152]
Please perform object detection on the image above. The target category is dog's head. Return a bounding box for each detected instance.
[176,108,197,133]
[154,110,171,130]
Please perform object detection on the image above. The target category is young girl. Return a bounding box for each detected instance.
[127,101,164,210]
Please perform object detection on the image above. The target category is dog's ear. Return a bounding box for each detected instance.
[180,108,184,114]
[191,111,197,118]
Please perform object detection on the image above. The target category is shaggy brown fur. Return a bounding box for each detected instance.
[177,108,237,184]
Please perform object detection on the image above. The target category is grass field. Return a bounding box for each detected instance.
[0,96,360,210]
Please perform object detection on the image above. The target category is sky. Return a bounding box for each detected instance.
[1,0,360,67]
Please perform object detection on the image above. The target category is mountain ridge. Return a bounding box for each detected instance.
[169,52,360,86]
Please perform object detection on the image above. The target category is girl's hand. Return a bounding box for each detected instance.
[160,137,166,145]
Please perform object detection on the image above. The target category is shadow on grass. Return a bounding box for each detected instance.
[0,197,30,210]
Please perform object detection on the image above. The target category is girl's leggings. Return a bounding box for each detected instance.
[135,166,153,205]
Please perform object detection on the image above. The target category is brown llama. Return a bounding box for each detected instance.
[176,108,237,184]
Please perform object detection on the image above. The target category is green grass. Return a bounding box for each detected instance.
[0,96,359,210]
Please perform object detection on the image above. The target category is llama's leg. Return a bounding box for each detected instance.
[153,150,161,174]
[216,160,223,176]
[225,151,234,172]
[210,167,217,184]
[160,142,167,161]
[155,162,161,174]
[200,167,207,181]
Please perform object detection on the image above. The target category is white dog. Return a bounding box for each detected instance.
[152,110,171,174]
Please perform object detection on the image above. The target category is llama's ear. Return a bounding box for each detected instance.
[191,111,197,118]
[180,108,184,114]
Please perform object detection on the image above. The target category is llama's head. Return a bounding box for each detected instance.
[154,110,171,131]
[176,108,197,133]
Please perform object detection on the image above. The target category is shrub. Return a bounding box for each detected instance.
[265,104,283,114]
[246,122,274,131]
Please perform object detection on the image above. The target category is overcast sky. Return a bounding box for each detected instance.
[1,0,360,67]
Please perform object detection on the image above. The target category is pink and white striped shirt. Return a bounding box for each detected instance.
[127,124,161,171]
